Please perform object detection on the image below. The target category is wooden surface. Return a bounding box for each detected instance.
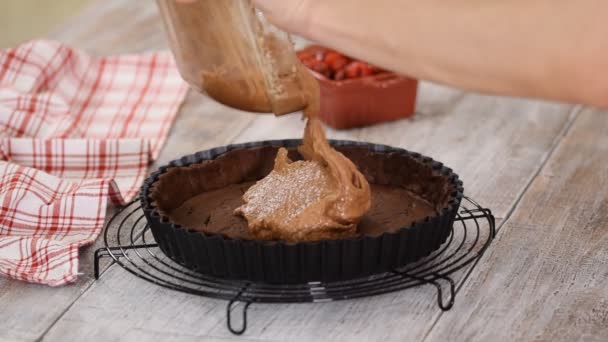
[1,1,606,341]
[426,108,608,342]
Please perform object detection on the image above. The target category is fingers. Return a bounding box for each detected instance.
[251,0,314,35]
[171,0,317,39]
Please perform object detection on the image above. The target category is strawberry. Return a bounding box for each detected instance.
[323,51,342,64]
[298,46,388,80]
[329,57,349,72]
[301,58,316,69]
[310,62,329,75]
[334,70,346,81]
[345,61,364,78]
[360,63,376,77]
[297,51,314,61]
[314,49,325,61]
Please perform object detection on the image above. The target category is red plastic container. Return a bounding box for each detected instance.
[297,46,418,129]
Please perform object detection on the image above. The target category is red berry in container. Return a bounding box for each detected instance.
[297,51,315,61]
[310,62,329,75]
[323,51,341,64]
[314,49,325,61]
[360,63,376,77]
[345,61,365,79]
[368,65,382,74]
[301,58,316,69]
[297,46,387,80]
[334,70,346,81]
[329,57,349,72]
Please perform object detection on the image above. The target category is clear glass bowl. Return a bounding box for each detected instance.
[156,0,308,115]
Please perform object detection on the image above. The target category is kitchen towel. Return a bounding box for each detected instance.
[0,40,188,286]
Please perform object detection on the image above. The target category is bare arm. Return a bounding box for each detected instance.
[254,0,608,107]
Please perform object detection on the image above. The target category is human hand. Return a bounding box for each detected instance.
[252,0,318,37]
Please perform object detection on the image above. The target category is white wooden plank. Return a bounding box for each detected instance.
[426,108,608,342]
[0,269,91,342]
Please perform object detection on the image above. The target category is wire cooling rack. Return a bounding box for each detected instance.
[94,196,495,335]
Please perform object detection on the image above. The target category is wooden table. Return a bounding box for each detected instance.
[2,1,607,341]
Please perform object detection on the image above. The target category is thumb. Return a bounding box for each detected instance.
[251,0,314,35]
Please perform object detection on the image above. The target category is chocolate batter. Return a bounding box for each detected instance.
[171,182,436,240]
[228,50,376,241]
[150,145,452,241]
[234,118,371,241]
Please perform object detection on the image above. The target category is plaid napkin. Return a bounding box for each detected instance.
[0,40,188,286]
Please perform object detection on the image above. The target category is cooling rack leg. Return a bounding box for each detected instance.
[433,276,456,311]
[93,248,115,279]
[94,248,104,279]
[393,271,456,311]
[226,300,252,335]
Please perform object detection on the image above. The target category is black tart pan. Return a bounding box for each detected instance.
[140,140,463,284]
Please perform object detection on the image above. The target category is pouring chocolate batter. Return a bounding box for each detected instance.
[158,0,372,241]
[235,69,372,242]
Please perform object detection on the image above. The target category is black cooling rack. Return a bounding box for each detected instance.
[94,196,495,335]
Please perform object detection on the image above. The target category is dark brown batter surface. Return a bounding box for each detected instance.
[149,144,453,242]
[234,119,371,241]
[169,181,436,240]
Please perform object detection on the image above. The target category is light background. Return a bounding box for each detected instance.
[0,0,93,48]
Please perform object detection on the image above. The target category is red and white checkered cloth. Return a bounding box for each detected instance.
[0,40,188,286]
